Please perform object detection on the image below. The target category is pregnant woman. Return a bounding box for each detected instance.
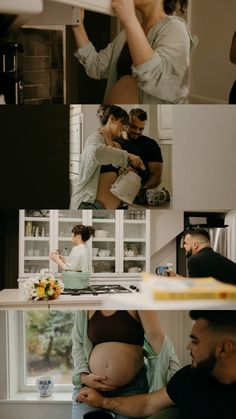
[72,0,197,104]
[71,310,180,419]
[50,224,95,272]
[70,105,145,209]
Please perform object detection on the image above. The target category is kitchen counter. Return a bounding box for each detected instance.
[0,289,103,310]
[1,289,236,310]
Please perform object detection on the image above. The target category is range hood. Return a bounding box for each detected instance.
[0,0,114,35]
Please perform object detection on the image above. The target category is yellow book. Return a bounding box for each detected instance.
[142,274,236,300]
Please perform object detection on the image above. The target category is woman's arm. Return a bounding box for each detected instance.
[72,311,91,387]
[72,9,117,80]
[230,31,236,64]
[112,0,155,66]
[138,311,165,354]
[93,141,145,170]
[50,251,66,270]
[72,9,90,49]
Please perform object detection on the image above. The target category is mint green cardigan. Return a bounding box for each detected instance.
[70,131,129,209]
[72,311,181,394]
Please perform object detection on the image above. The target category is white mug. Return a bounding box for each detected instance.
[36,376,54,397]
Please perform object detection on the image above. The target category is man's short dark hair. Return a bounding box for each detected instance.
[190,310,236,336]
[129,108,147,122]
[184,228,210,241]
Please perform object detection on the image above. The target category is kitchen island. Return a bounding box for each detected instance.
[0,288,236,310]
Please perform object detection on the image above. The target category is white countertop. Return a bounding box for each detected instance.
[0,289,103,310]
[1,289,236,310]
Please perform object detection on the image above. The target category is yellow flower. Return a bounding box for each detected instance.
[40,279,47,286]
[37,286,45,299]
[53,287,61,299]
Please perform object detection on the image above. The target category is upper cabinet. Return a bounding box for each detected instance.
[56,0,115,15]
[19,210,150,280]
[26,0,114,26]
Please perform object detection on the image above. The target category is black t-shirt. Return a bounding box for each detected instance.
[114,135,163,184]
[115,135,163,163]
[187,247,236,285]
[167,365,236,419]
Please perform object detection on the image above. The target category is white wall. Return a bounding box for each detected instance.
[0,402,71,419]
[189,0,236,103]
[150,210,184,274]
[151,239,177,274]
[172,105,236,210]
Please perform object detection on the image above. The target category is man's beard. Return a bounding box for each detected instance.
[186,249,193,258]
[191,351,217,377]
[128,132,140,141]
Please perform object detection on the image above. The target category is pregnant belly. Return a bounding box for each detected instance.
[89,342,144,388]
[96,172,122,209]
[105,75,140,105]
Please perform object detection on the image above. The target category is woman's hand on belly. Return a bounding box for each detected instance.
[80,372,117,391]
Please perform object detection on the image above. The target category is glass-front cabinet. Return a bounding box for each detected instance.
[19,210,150,279]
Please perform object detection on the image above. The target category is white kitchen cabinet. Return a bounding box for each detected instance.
[25,0,114,27]
[69,105,83,197]
[70,105,83,160]
[53,0,115,15]
[157,105,173,140]
[19,210,150,279]
[19,210,55,276]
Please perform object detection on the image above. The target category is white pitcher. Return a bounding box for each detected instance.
[110,171,142,204]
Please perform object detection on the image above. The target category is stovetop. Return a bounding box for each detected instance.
[61,284,139,296]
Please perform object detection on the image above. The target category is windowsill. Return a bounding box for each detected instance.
[0,392,72,403]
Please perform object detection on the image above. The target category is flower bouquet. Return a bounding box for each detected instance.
[24,269,64,301]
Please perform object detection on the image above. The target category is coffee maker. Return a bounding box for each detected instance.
[0,41,24,104]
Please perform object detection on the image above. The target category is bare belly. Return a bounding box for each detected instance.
[105,75,140,104]
[96,172,122,209]
[89,342,144,388]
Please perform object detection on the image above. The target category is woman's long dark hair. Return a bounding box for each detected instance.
[164,0,188,15]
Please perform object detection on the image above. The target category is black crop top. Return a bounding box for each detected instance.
[100,164,120,175]
[88,311,144,346]
[116,43,132,79]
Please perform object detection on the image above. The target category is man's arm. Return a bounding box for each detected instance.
[77,387,174,417]
[144,162,163,189]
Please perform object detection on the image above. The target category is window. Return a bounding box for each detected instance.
[19,311,75,392]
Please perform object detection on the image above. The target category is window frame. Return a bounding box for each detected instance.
[1,310,73,398]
